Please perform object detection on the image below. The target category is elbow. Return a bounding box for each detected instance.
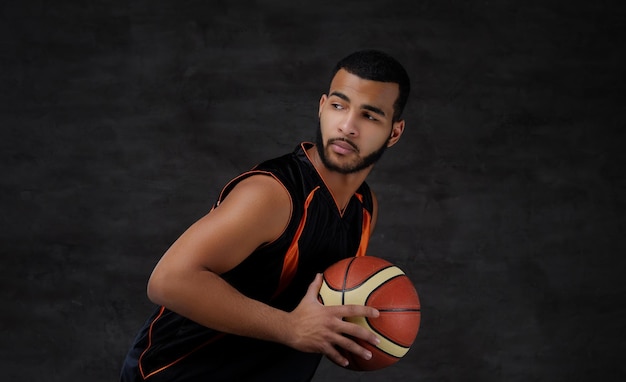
[146,268,170,306]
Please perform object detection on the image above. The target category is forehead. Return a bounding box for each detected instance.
[328,69,399,112]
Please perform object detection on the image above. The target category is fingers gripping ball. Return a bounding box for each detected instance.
[318,256,421,371]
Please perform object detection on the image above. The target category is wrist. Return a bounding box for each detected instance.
[268,309,298,349]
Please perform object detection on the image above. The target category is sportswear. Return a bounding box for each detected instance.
[120,142,373,381]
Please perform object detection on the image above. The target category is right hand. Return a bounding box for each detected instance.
[285,273,380,367]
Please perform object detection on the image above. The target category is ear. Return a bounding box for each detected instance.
[318,94,327,118]
[387,119,405,147]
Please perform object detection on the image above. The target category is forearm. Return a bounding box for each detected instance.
[147,269,293,345]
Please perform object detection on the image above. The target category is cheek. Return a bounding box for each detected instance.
[319,114,335,133]
[366,129,392,150]
[371,127,392,142]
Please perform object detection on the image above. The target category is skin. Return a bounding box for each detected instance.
[147,68,405,368]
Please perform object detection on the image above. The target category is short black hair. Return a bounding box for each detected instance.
[331,50,410,122]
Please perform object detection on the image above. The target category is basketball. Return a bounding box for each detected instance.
[318,256,421,371]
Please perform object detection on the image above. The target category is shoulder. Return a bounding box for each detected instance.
[229,173,291,207]
[218,173,291,215]
[215,173,292,241]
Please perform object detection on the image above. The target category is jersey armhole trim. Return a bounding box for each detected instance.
[215,170,293,247]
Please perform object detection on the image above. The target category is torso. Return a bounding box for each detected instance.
[123,142,374,381]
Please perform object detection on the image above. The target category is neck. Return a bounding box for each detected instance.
[306,145,372,210]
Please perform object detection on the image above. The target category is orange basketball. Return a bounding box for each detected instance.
[318,256,421,371]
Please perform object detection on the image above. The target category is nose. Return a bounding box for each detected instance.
[338,111,358,137]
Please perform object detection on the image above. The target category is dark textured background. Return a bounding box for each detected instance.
[1,1,625,381]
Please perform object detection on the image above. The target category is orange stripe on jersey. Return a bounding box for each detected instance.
[138,170,294,379]
[138,306,166,379]
[139,306,226,379]
[355,192,364,203]
[272,186,321,299]
[355,205,371,257]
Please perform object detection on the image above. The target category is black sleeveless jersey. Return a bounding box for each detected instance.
[121,142,374,381]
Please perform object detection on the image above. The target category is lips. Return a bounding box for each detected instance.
[329,139,358,154]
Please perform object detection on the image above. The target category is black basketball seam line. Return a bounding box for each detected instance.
[377,308,421,313]
[365,320,416,356]
[364,273,419,313]
[325,264,400,293]
[327,261,419,356]
[363,272,419,350]
[325,267,419,309]
[364,273,413,305]
[336,264,397,294]
[341,257,358,305]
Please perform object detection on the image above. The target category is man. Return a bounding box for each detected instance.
[121,49,410,381]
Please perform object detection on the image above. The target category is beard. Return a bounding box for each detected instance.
[315,124,389,174]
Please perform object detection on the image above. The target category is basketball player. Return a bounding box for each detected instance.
[120,49,410,381]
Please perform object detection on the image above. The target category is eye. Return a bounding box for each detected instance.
[332,103,344,110]
[363,112,378,121]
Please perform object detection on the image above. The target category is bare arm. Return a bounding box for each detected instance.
[146,175,379,367]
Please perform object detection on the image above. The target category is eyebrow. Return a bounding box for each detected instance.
[329,91,386,118]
